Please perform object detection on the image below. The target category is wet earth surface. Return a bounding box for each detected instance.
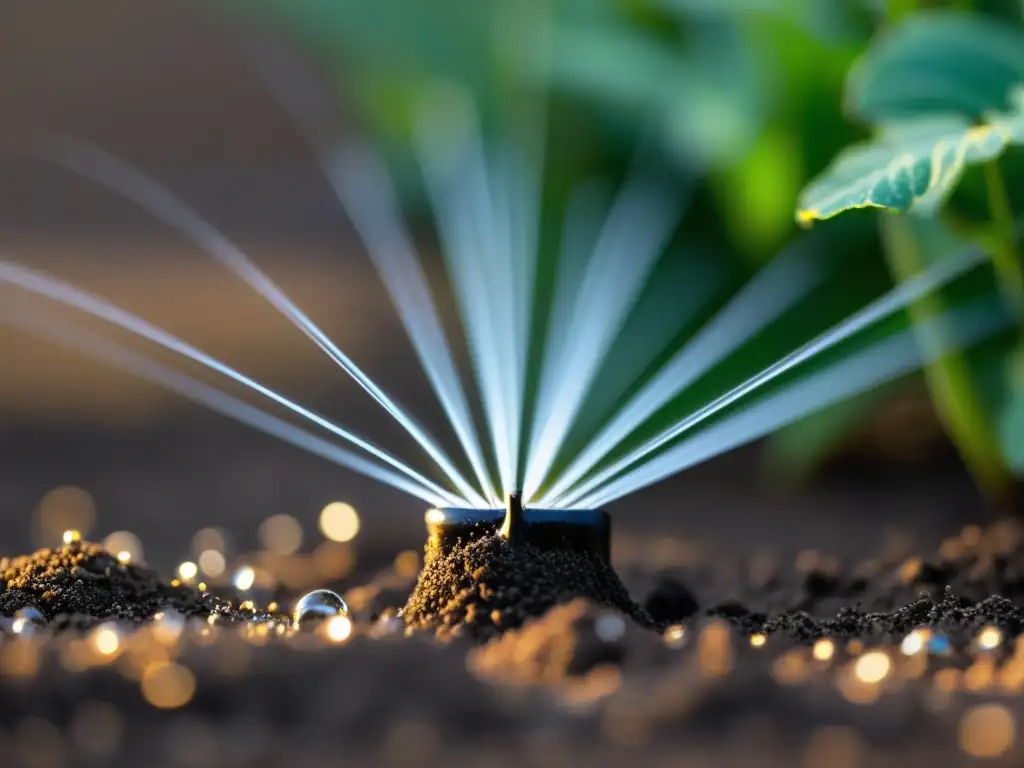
[4,511,1024,767]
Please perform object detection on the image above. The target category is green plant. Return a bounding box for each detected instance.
[797,7,1024,503]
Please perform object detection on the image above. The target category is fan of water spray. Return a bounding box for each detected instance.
[0,56,1013,517]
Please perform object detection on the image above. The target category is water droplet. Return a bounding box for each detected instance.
[293,589,348,631]
[15,607,47,627]
[10,606,47,636]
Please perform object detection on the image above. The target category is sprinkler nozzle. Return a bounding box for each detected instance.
[424,500,611,562]
[500,490,525,546]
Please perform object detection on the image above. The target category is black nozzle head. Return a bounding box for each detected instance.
[424,497,611,563]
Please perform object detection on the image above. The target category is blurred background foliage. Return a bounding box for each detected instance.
[205,0,1024,506]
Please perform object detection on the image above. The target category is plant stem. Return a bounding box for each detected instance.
[879,215,1012,503]
[982,159,1024,322]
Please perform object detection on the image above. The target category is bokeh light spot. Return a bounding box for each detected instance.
[812,639,835,662]
[177,562,198,581]
[900,629,929,656]
[198,549,226,578]
[319,502,360,543]
[35,487,96,545]
[233,566,256,592]
[90,625,121,657]
[854,651,891,684]
[324,615,353,644]
[258,514,303,555]
[140,662,196,709]
[959,703,1015,758]
[104,531,143,564]
[191,527,227,557]
[978,626,1003,651]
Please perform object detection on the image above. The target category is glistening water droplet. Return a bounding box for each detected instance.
[293,589,348,631]
[15,606,47,626]
[11,606,47,635]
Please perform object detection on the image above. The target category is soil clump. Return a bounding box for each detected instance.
[402,534,654,640]
[0,539,269,629]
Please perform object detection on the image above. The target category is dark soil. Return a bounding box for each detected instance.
[402,534,653,640]
[696,517,1024,641]
[0,539,272,631]
[4,519,1024,766]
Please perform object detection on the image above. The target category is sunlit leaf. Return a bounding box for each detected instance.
[796,89,1024,224]
[847,11,1024,122]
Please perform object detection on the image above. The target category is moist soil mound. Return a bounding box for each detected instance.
[402,534,654,639]
[0,539,268,629]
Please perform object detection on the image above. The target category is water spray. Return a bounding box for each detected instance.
[0,76,1013,636]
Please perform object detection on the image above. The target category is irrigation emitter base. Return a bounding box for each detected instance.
[424,492,611,563]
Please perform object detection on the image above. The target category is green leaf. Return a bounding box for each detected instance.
[796,89,1024,224]
[847,11,1024,123]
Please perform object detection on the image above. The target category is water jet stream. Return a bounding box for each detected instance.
[35,138,487,508]
[522,166,692,501]
[9,80,1003,512]
[252,50,498,505]
[535,237,830,506]
[0,259,464,507]
[578,298,1011,508]
[553,243,988,508]
[0,302,449,506]
[414,97,539,494]
[324,147,498,505]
